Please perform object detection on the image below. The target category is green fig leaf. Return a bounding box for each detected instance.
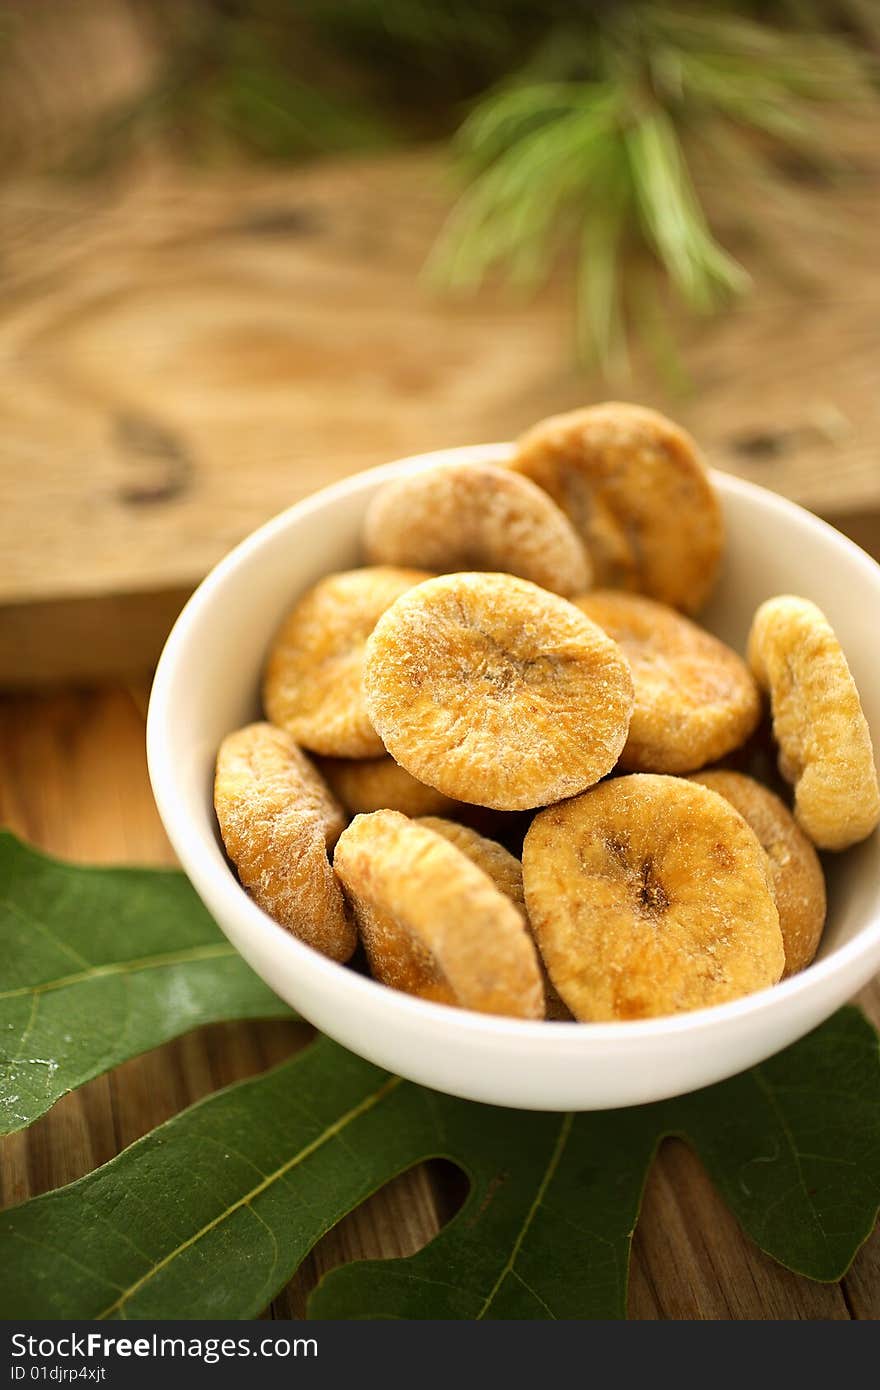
[2,1009,878,1320]
[0,832,292,1134]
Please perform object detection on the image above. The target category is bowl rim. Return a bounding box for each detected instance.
[147,443,880,1045]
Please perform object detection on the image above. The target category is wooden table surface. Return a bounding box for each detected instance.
[2,127,880,685]
[1,685,878,1319]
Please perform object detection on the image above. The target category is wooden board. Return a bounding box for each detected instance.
[1,135,879,683]
[0,684,877,1318]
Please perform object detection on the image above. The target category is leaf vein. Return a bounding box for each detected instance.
[476,1112,572,1319]
[0,942,237,1002]
[1,897,93,972]
[95,1074,401,1319]
[753,1070,828,1246]
[510,1267,557,1318]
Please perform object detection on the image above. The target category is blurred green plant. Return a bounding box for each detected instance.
[430,5,875,368]
[20,0,880,370]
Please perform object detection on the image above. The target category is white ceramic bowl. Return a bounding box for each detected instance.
[147,444,880,1110]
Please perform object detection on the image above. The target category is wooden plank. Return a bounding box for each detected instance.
[0,157,580,611]
[0,588,193,686]
[1,133,879,682]
[2,685,878,1317]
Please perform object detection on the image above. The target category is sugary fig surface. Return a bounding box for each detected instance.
[333,810,544,1018]
[523,774,784,1020]
[364,572,634,810]
[690,770,826,977]
[363,461,591,597]
[214,722,355,961]
[319,755,459,818]
[416,816,526,909]
[575,591,760,773]
[512,402,722,613]
[263,566,432,758]
[418,816,572,1020]
[747,596,880,850]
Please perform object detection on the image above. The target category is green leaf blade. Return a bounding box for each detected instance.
[679,1007,880,1282]
[1,1040,436,1320]
[309,1102,659,1322]
[0,832,293,1134]
[1,1032,649,1322]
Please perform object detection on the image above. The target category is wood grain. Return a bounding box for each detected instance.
[0,685,877,1318]
[1,124,879,681]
